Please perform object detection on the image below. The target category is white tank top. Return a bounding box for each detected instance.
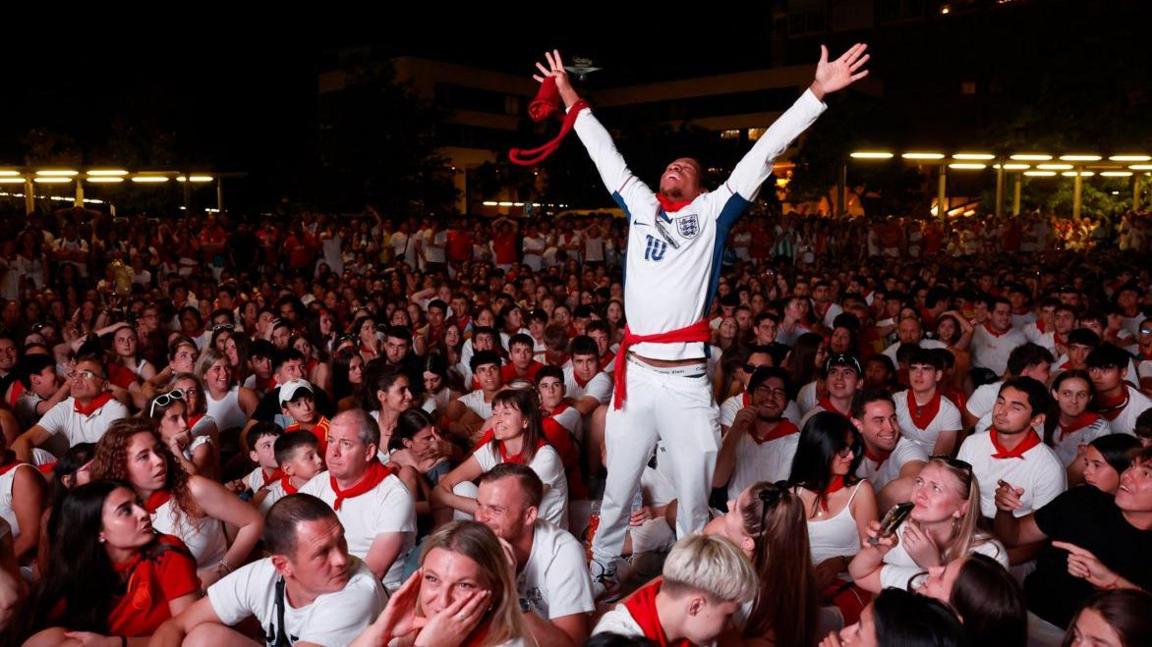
[151,497,228,568]
[0,464,34,537]
[803,482,864,565]
[205,385,247,432]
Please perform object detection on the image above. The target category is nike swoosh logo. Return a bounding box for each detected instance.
[632,220,650,227]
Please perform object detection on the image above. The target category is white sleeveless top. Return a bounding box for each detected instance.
[152,497,228,568]
[0,464,35,537]
[803,482,864,564]
[205,385,247,432]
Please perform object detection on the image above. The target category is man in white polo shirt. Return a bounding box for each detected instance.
[851,388,927,510]
[563,336,613,414]
[713,367,801,500]
[300,409,415,590]
[1087,343,1152,435]
[12,356,128,462]
[963,343,1053,433]
[957,377,1066,521]
[894,347,963,456]
[474,464,593,647]
[970,297,1028,377]
[151,494,385,647]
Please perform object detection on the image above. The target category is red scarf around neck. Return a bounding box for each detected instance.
[818,396,850,418]
[656,194,692,214]
[1095,389,1130,421]
[623,579,690,647]
[74,392,115,416]
[0,451,23,477]
[280,474,299,495]
[990,429,1042,459]
[143,489,172,514]
[819,475,847,512]
[865,446,892,467]
[330,460,395,510]
[907,389,942,431]
[982,322,1010,338]
[749,419,799,445]
[1056,412,1102,442]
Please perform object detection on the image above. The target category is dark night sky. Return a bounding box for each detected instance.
[2,4,1146,209]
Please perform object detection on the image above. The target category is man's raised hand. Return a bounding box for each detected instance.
[811,43,870,100]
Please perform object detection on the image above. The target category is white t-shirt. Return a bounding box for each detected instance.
[965,381,1002,422]
[300,470,416,590]
[855,437,928,492]
[725,425,801,501]
[894,390,962,455]
[458,390,495,420]
[880,526,1009,590]
[473,443,568,529]
[970,325,1028,376]
[956,432,1067,519]
[1049,417,1113,467]
[208,557,385,647]
[36,396,129,448]
[517,520,595,620]
[0,464,36,536]
[797,380,819,414]
[562,366,612,405]
[1101,385,1152,436]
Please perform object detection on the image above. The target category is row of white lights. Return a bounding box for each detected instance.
[848,152,1150,178]
[0,169,214,185]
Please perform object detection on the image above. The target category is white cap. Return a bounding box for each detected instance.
[279,378,315,406]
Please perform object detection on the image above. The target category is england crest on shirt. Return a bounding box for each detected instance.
[677,213,700,239]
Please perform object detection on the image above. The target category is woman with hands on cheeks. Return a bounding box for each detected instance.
[348,521,528,647]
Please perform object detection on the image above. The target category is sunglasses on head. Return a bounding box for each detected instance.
[149,389,185,418]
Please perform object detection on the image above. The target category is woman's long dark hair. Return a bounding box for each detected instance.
[874,588,965,647]
[13,481,138,640]
[331,348,364,403]
[787,411,863,514]
[950,553,1027,647]
[488,388,545,464]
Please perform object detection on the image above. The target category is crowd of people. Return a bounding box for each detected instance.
[0,45,1147,647]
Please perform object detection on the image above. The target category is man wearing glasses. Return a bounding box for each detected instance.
[713,367,800,500]
[718,345,801,436]
[12,355,128,462]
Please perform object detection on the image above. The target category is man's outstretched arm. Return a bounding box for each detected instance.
[726,44,870,202]
[533,50,655,214]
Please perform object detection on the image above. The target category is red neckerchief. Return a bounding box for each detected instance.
[187,413,204,429]
[907,389,942,431]
[330,460,395,510]
[74,392,114,416]
[572,369,595,389]
[656,194,692,214]
[551,402,571,416]
[261,468,284,488]
[990,429,1042,459]
[613,319,712,409]
[1060,361,1075,370]
[1054,333,1069,346]
[280,474,299,495]
[1057,412,1102,442]
[982,322,1010,338]
[622,578,690,647]
[817,396,850,418]
[1095,390,1130,421]
[820,475,847,512]
[749,419,799,444]
[6,380,23,407]
[1035,320,1048,334]
[599,351,615,371]
[496,437,548,465]
[143,490,172,514]
[865,446,892,467]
